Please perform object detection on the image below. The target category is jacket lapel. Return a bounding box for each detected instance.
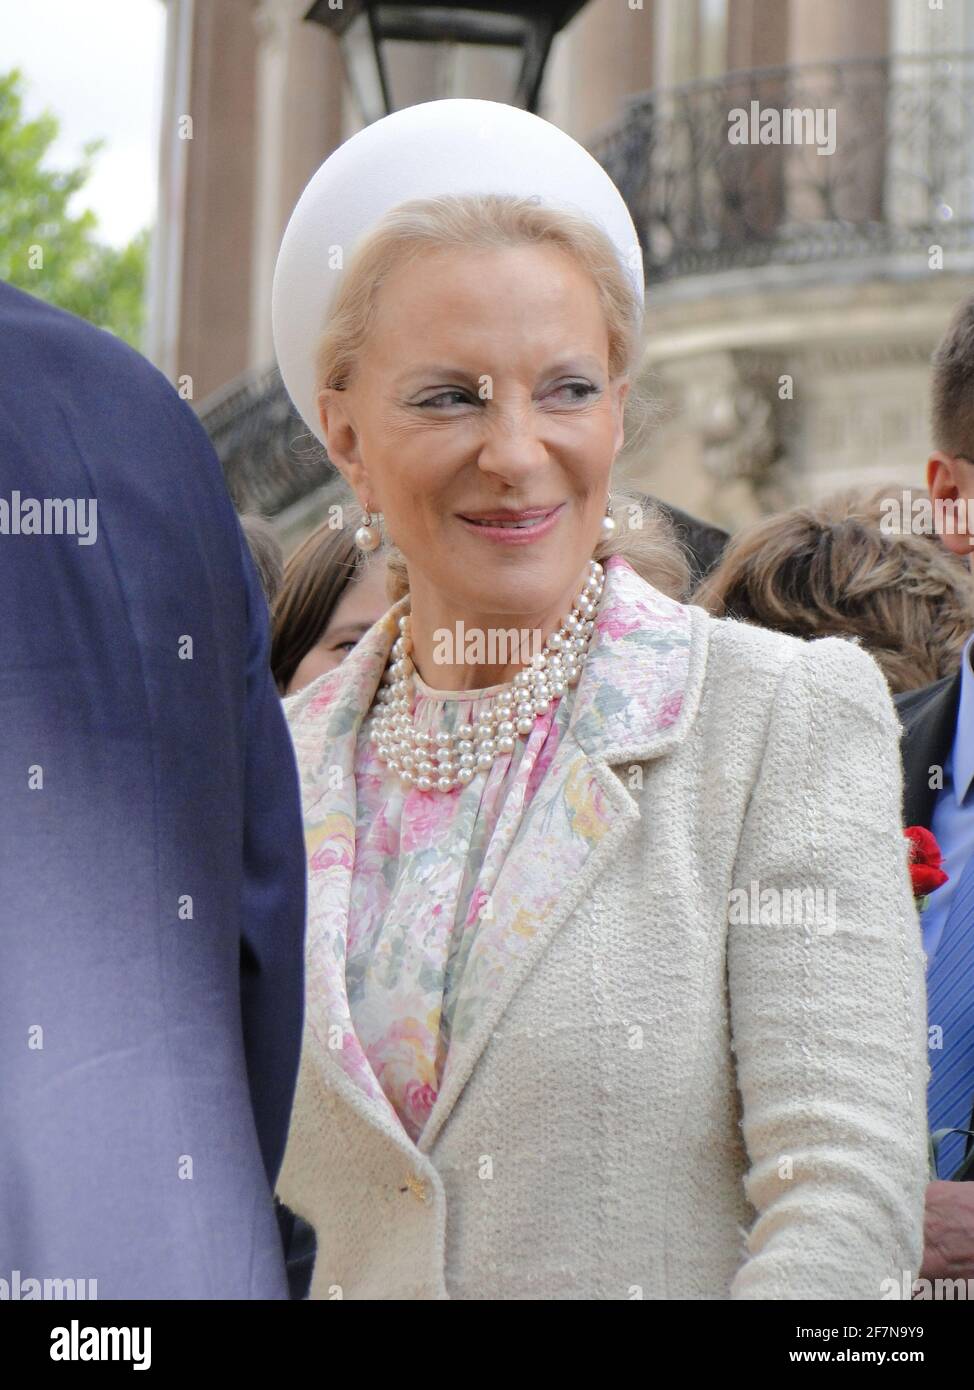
[288,601,410,1136]
[896,671,961,829]
[416,737,637,1153]
[418,558,708,1151]
[288,557,708,1152]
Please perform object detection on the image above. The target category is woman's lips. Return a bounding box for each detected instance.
[456,504,563,545]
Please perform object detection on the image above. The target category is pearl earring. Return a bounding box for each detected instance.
[601,495,617,536]
[355,508,381,552]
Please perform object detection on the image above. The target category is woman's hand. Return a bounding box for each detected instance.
[920,1180,974,1282]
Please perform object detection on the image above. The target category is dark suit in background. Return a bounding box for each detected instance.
[898,673,961,831]
[0,283,307,1296]
[896,668,974,1178]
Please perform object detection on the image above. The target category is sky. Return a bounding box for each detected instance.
[2,0,167,247]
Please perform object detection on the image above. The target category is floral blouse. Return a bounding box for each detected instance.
[345,668,575,1143]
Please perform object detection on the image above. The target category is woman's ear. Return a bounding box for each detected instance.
[612,378,630,458]
[318,387,368,500]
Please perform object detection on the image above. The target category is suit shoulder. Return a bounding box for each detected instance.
[0,280,199,431]
[698,609,803,663]
[695,611,894,724]
[894,673,955,719]
[694,609,809,692]
[0,282,230,520]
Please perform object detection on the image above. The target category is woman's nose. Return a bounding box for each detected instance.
[474,408,549,482]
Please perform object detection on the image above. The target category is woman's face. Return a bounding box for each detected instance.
[285,558,389,695]
[318,243,628,622]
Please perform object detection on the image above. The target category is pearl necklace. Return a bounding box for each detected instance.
[369,559,605,792]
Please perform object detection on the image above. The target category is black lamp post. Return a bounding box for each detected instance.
[304,0,589,121]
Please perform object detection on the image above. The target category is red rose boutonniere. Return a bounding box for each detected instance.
[904,825,948,911]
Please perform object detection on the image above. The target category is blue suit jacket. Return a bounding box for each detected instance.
[0,282,307,1296]
[896,669,974,1178]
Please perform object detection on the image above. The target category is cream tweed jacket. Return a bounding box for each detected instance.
[278,559,928,1300]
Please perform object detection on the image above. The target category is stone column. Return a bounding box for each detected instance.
[786,0,889,226]
[890,0,974,229]
[654,0,702,86]
[249,0,345,369]
[146,0,193,380]
[176,0,260,402]
[788,0,887,65]
[544,0,655,146]
[721,1,790,244]
[726,0,789,70]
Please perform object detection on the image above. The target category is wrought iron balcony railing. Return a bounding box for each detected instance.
[591,52,974,282]
[200,364,336,517]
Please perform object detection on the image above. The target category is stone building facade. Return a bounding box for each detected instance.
[147,0,974,545]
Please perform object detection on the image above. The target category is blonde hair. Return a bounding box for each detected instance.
[693,484,974,694]
[313,193,684,598]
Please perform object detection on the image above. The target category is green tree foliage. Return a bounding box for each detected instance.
[0,68,149,349]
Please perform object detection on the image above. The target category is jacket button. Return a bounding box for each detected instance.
[402,1172,429,1202]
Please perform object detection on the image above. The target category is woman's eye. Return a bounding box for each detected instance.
[415,389,473,409]
[414,382,599,408]
[550,381,600,403]
[334,640,358,654]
